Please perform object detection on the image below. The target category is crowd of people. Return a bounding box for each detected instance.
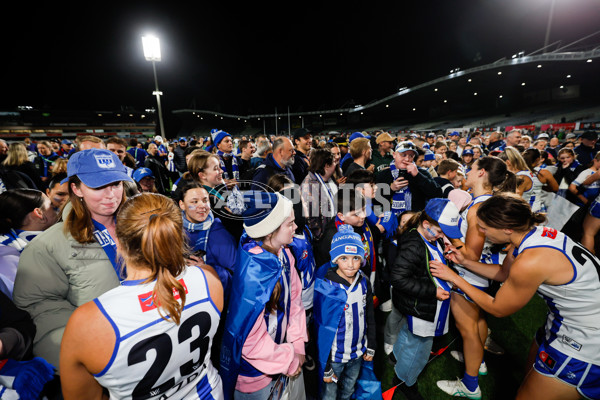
[0,126,599,400]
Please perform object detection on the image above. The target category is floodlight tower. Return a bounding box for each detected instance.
[142,35,166,138]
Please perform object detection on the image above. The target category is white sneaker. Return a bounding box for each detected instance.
[437,378,482,399]
[384,343,394,355]
[380,299,392,312]
[484,335,505,355]
[450,351,487,375]
[451,350,465,363]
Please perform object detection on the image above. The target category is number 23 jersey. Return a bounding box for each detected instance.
[515,226,600,364]
[93,265,223,400]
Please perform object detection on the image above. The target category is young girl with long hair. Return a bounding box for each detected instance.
[390,199,462,400]
[60,193,224,399]
[220,191,307,400]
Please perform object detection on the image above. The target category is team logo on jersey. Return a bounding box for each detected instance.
[561,335,582,351]
[344,303,349,311]
[301,250,308,260]
[138,278,189,312]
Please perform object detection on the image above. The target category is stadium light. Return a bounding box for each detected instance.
[537,64,543,68]
[522,82,526,86]
[142,35,166,138]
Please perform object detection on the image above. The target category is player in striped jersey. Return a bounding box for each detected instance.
[432,193,600,400]
[314,224,376,400]
[60,193,223,399]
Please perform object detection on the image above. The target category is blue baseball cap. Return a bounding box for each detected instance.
[61,139,72,145]
[424,150,436,161]
[449,131,460,137]
[462,149,474,156]
[62,148,133,188]
[133,167,154,182]
[179,137,187,142]
[424,198,462,239]
[349,131,369,143]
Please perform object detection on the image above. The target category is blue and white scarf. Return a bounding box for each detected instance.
[182,210,214,257]
[92,219,123,279]
[217,150,240,181]
[0,229,41,253]
[389,161,412,215]
[39,153,57,178]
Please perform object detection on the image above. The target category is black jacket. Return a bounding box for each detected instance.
[375,166,442,212]
[173,145,188,173]
[390,229,443,322]
[291,151,310,184]
[553,161,586,205]
[144,155,171,195]
[251,154,295,190]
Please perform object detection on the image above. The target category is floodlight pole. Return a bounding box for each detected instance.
[544,0,556,53]
[151,61,166,138]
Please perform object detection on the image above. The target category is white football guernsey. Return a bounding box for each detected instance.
[457,194,492,288]
[517,170,543,213]
[93,266,223,400]
[515,226,600,364]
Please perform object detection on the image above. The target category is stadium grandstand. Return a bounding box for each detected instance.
[173,34,600,139]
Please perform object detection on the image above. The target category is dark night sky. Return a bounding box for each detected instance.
[3,0,600,116]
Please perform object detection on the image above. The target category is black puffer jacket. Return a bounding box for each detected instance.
[390,229,442,322]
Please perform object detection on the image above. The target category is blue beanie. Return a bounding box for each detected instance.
[211,129,231,147]
[242,191,293,238]
[329,224,365,263]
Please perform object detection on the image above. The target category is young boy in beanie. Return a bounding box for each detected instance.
[314,225,376,400]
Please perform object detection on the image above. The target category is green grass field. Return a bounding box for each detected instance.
[375,294,548,399]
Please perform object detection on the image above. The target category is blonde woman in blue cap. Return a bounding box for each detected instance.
[13,148,133,372]
[220,191,307,400]
[389,198,462,400]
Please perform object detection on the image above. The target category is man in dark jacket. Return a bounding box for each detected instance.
[291,128,312,184]
[251,136,295,190]
[376,141,441,215]
[574,130,600,167]
[173,137,188,174]
[144,143,171,195]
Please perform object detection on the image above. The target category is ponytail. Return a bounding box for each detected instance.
[117,193,189,324]
[495,170,517,193]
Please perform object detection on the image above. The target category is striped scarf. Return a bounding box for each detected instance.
[182,210,214,254]
[389,161,412,215]
[217,150,239,181]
